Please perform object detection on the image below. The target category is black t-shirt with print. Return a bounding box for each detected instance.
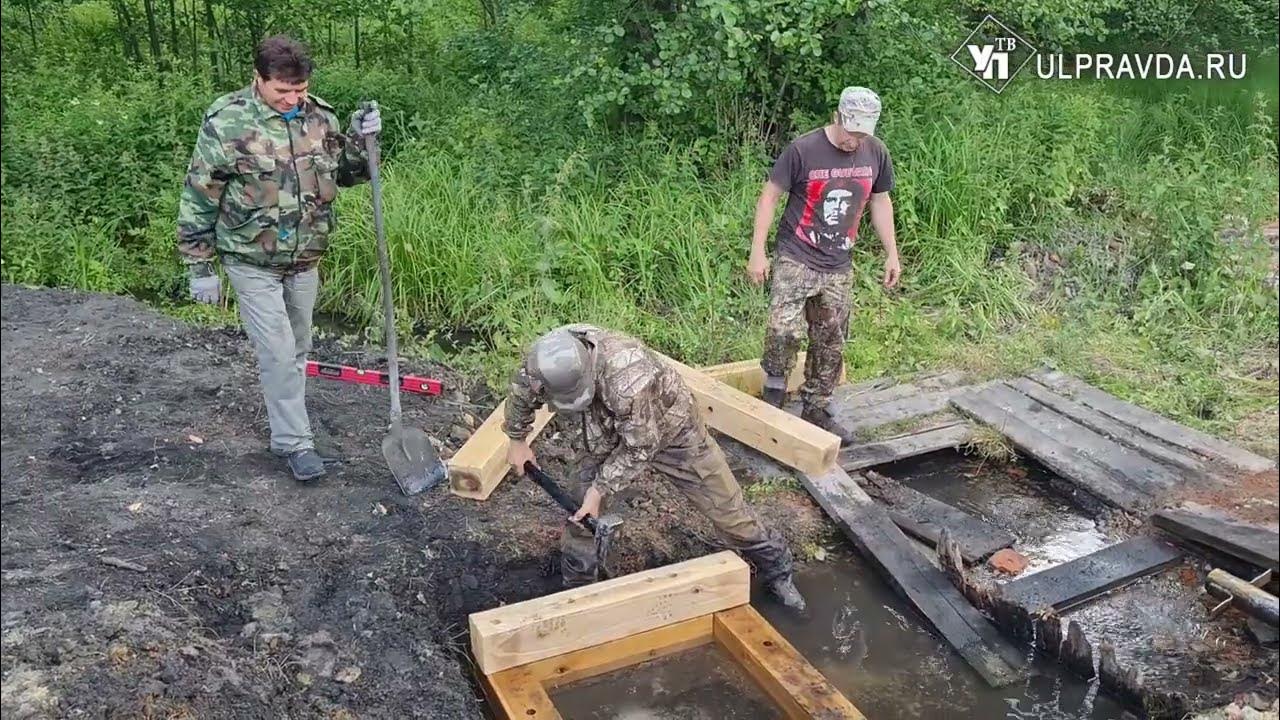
[768,128,894,273]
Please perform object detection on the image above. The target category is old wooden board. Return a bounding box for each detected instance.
[714,606,867,720]
[836,370,973,411]
[661,353,840,476]
[1008,377,1212,478]
[1000,536,1183,613]
[1029,369,1275,473]
[833,386,977,432]
[859,471,1014,564]
[950,385,1156,512]
[800,466,1029,687]
[451,400,555,500]
[840,420,974,472]
[1153,508,1279,573]
[469,551,749,674]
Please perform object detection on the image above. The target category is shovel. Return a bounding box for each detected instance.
[364,106,447,495]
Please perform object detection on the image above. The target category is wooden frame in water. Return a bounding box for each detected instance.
[468,552,864,720]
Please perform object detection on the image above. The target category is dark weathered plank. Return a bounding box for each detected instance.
[1029,369,1275,473]
[835,387,976,432]
[859,470,1014,564]
[799,466,1029,687]
[836,371,972,410]
[1153,508,1279,572]
[950,388,1153,512]
[839,421,974,471]
[1001,536,1182,613]
[1009,377,1212,478]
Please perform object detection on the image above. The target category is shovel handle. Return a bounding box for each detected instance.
[364,109,402,425]
[524,462,598,534]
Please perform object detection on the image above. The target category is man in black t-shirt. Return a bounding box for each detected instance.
[746,87,901,445]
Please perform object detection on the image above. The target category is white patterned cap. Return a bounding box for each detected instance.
[837,86,881,135]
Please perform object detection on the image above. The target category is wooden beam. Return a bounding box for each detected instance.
[1153,508,1279,573]
[450,401,554,500]
[661,353,840,476]
[522,615,714,689]
[701,353,811,397]
[452,356,832,501]
[714,605,866,720]
[1000,536,1182,613]
[484,667,560,720]
[800,466,1029,687]
[469,551,749,674]
[1029,369,1275,473]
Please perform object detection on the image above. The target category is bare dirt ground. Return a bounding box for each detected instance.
[0,285,831,719]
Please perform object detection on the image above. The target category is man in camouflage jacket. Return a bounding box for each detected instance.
[177,35,381,482]
[503,324,808,612]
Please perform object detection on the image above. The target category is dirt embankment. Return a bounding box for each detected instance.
[0,285,830,719]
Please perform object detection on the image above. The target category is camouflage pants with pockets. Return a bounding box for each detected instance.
[760,254,852,409]
[560,425,794,588]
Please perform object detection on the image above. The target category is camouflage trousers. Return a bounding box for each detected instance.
[561,425,794,588]
[761,255,852,409]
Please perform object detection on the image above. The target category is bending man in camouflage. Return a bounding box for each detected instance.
[177,35,381,482]
[747,87,900,445]
[503,325,807,612]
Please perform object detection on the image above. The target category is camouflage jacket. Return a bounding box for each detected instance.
[503,325,700,495]
[176,85,370,272]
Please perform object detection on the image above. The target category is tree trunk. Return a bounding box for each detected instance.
[353,16,361,68]
[113,0,143,64]
[142,0,164,70]
[203,0,220,84]
[168,0,178,58]
[189,0,198,69]
[25,2,38,54]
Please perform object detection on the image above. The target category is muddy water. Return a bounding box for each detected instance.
[550,644,782,719]
[756,553,1129,720]
[547,450,1137,719]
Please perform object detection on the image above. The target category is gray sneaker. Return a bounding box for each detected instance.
[766,576,808,614]
[287,449,327,482]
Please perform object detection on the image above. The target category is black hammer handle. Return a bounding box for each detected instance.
[524,462,598,534]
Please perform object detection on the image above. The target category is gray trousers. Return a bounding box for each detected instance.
[224,260,318,454]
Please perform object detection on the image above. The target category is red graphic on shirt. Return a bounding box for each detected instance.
[794,171,873,253]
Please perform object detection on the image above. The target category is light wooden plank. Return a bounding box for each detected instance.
[485,667,560,720]
[469,551,750,674]
[951,386,1154,512]
[522,615,714,689]
[450,401,555,500]
[799,466,1029,687]
[840,421,974,471]
[1030,369,1275,473]
[701,354,811,396]
[1010,377,1213,478]
[660,353,840,476]
[1154,508,1279,572]
[453,356,832,501]
[714,606,867,720]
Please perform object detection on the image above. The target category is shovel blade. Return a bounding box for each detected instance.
[382,426,447,496]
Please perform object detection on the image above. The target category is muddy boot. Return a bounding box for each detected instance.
[286,448,327,482]
[761,386,787,408]
[766,575,808,614]
[801,403,857,447]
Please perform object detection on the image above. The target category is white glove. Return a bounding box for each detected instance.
[188,265,220,304]
[352,102,382,137]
